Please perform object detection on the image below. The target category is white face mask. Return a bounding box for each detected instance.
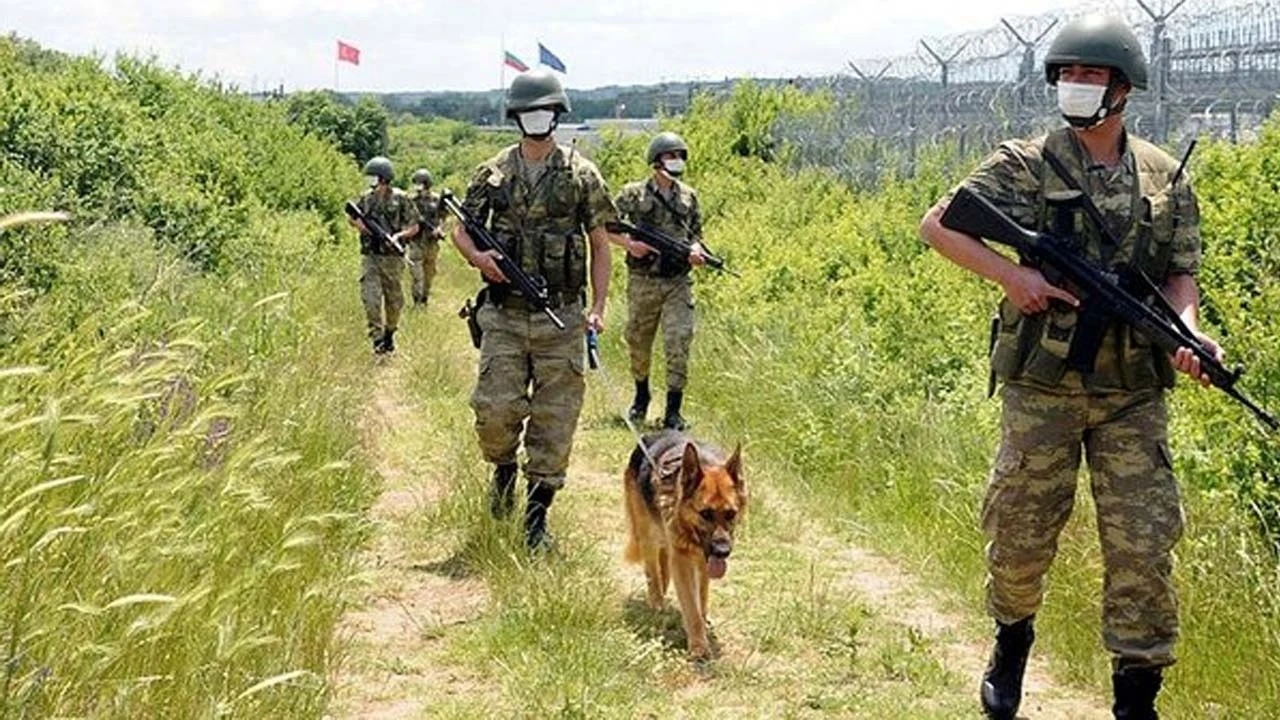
[1057,81,1109,127]
[517,109,556,137]
[661,158,687,176]
[365,174,380,188]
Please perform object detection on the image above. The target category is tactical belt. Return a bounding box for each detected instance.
[492,291,581,312]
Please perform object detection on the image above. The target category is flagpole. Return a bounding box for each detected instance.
[498,34,507,126]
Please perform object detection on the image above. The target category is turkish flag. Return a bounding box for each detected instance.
[337,40,360,65]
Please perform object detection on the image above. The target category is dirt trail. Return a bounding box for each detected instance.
[326,359,489,720]
[327,310,1111,718]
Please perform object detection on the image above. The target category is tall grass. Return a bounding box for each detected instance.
[586,83,1280,716]
[0,215,379,718]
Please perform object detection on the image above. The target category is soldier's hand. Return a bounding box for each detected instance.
[587,311,605,333]
[1173,330,1223,388]
[689,244,708,267]
[626,238,654,258]
[1002,265,1079,314]
[471,250,509,284]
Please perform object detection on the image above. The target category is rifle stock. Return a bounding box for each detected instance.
[439,191,565,330]
[940,186,1277,431]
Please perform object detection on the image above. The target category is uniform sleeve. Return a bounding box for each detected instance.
[1167,178,1201,275]
[614,185,636,222]
[942,140,1040,231]
[460,165,494,222]
[688,189,703,242]
[578,163,619,231]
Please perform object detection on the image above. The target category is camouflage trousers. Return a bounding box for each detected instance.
[360,254,405,338]
[406,240,439,304]
[625,273,694,390]
[982,381,1184,668]
[470,299,587,490]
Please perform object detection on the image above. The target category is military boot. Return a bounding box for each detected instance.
[489,463,518,519]
[380,329,396,353]
[1112,665,1163,720]
[980,615,1035,720]
[524,483,557,551]
[628,378,650,424]
[661,389,687,430]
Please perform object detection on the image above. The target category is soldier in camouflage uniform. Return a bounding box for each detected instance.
[452,69,618,550]
[616,132,711,430]
[350,156,421,354]
[919,15,1222,720]
[408,168,444,306]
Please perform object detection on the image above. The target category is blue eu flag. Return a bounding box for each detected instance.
[538,42,567,73]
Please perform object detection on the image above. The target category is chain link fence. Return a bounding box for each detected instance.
[779,0,1280,186]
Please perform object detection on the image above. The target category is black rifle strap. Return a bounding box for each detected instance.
[646,182,696,241]
[1041,148,1129,265]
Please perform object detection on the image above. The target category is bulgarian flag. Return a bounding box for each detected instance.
[503,50,529,72]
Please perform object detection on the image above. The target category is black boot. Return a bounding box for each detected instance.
[524,483,557,551]
[628,378,650,424]
[980,616,1035,720]
[380,329,396,353]
[1112,665,1163,720]
[662,389,686,430]
[489,463,517,519]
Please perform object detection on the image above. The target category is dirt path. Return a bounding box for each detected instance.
[326,296,1111,718]
[326,347,491,719]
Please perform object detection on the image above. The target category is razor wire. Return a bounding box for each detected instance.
[778,0,1280,187]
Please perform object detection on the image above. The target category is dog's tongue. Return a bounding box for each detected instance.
[707,557,728,580]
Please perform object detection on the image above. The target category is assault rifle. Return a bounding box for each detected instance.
[344,201,405,256]
[439,190,565,330]
[606,220,738,277]
[941,186,1277,431]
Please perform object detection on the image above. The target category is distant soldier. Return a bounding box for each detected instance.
[453,69,618,550]
[408,168,444,306]
[919,15,1219,720]
[349,156,420,354]
[616,131,710,430]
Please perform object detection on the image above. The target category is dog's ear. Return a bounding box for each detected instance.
[726,443,743,487]
[680,442,703,497]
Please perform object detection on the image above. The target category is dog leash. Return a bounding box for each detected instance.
[587,328,660,469]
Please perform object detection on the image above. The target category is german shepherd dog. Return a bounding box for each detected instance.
[623,430,746,659]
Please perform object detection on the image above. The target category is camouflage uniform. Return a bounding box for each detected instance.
[462,143,617,490]
[408,190,442,304]
[953,126,1200,670]
[616,179,702,391]
[356,187,421,340]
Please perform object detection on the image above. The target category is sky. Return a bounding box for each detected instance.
[4,0,1085,93]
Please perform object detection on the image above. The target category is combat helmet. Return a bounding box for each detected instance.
[411,168,433,187]
[362,156,394,182]
[505,69,571,116]
[1044,14,1148,90]
[646,132,689,165]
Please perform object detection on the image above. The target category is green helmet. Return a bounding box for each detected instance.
[505,69,571,116]
[362,156,394,182]
[411,168,433,187]
[1044,14,1148,90]
[646,132,689,165]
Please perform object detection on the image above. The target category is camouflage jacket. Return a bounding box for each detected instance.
[616,178,703,277]
[356,186,421,256]
[413,190,443,244]
[461,143,617,296]
[952,126,1201,393]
